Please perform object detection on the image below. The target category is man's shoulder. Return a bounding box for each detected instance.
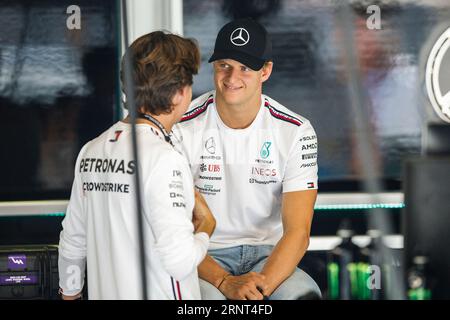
[81,122,120,155]
[179,90,215,124]
[262,95,309,127]
[262,95,312,129]
[137,137,187,177]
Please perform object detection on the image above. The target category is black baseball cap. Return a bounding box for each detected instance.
[208,18,272,71]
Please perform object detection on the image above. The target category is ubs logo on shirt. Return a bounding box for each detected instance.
[200,164,220,173]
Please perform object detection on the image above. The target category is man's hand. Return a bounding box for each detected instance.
[60,290,82,300]
[259,190,317,296]
[192,190,216,236]
[219,272,268,300]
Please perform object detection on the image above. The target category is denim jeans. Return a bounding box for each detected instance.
[199,245,322,300]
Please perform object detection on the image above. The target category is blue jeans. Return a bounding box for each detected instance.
[199,245,321,300]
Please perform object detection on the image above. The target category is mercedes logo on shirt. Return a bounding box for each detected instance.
[426,27,450,123]
[230,28,250,46]
[205,137,216,154]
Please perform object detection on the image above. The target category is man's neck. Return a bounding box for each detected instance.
[122,112,174,132]
[215,95,262,129]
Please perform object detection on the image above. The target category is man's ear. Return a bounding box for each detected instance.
[261,62,273,83]
[171,88,185,106]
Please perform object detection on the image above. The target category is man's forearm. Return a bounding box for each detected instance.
[58,253,86,297]
[198,254,230,288]
[260,231,309,296]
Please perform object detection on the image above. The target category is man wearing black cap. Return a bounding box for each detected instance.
[174,18,321,300]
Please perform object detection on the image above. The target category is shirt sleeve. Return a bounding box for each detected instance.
[145,151,209,281]
[282,121,318,193]
[58,146,88,296]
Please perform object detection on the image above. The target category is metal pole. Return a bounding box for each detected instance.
[120,0,148,300]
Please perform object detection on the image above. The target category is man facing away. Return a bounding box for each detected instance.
[58,31,215,300]
[174,18,321,300]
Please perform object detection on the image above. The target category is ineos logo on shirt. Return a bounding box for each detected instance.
[230,28,250,46]
[251,167,277,177]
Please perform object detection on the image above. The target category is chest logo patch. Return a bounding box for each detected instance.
[260,142,272,159]
[205,137,216,154]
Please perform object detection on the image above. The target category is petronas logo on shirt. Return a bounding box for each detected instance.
[260,142,272,159]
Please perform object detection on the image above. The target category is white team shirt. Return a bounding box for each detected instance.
[58,121,209,300]
[174,91,318,250]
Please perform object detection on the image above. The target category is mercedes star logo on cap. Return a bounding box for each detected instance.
[230,27,250,46]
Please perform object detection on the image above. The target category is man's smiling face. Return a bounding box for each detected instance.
[213,59,272,108]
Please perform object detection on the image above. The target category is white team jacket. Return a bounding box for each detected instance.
[58,121,209,299]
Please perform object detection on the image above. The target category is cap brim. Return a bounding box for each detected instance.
[208,50,266,71]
